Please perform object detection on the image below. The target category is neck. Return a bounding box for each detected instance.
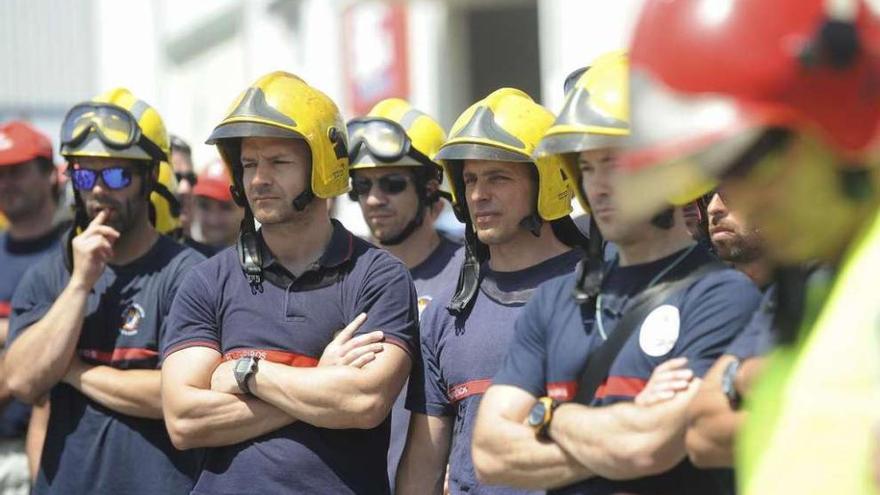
[732,258,773,287]
[7,200,57,241]
[487,222,570,272]
[262,212,333,276]
[382,224,441,269]
[617,225,695,267]
[110,215,159,265]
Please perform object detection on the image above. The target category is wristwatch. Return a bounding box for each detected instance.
[234,356,260,394]
[527,396,559,438]
[721,358,742,410]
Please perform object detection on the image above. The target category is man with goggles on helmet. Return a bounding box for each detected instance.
[160,72,419,495]
[397,88,587,495]
[347,98,464,488]
[3,88,204,495]
[470,51,761,495]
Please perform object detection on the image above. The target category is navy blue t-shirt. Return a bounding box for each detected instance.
[407,249,582,495]
[162,219,419,495]
[388,234,463,489]
[725,284,776,359]
[494,245,762,495]
[8,235,205,495]
[0,226,63,439]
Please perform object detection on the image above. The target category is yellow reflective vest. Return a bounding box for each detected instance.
[738,210,880,494]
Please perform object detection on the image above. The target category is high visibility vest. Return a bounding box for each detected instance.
[737,210,880,494]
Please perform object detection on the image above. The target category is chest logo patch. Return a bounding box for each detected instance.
[639,304,680,357]
[120,303,145,336]
[418,295,433,317]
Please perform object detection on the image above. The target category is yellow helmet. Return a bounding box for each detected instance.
[535,51,630,212]
[436,88,574,223]
[60,88,180,236]
[60,88,170,162]
[206,71,350,201]
[349,98,446,173]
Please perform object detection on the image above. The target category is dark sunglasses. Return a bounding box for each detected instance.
[348,174,410,200]
[175,171,198,186]
[69,166,134,191]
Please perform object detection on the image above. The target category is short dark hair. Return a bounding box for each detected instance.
[169,134,192,157]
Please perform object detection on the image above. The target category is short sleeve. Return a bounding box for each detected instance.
[354,254,419,357]
[674,271,763,377]
[405,301,454,417]
[491,284,551,397]
[725,286,776,360]
[8,260,61,344]
[160,268,221,360]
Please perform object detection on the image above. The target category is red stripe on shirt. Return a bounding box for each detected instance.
[547,381,578,401]
[80,347,159,364]
[223,349,319,368]
[595,376,648,399]
[0,301,10,318]
[447,378,492,403]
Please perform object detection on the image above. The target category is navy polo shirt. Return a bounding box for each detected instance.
[725,285,776,360]
[407,249,582,495]
[162,219,419,495]
[8,235,205,495]
[388,233,463,490]
[493,245,762,494]
[0,226,63,439]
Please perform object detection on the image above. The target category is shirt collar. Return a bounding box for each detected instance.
[258,219,354,276]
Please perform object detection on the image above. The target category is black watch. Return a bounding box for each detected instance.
[527,397,559,438]
[721,358,742,410]
[234,356,260,394]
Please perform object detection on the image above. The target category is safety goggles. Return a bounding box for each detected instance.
[69,166,134,191]
[349,173,410,199]
[60,103,167,162]
[347,117,433,165]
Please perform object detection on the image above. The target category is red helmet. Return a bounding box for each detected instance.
[619,0,880,219]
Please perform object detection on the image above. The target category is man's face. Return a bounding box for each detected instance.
[194,195,243,247]
[462,159,536,246]
[579,148,647,244]
[706,190,763,263]
[353,168,423,244]
[171,149,195,196]
[75,156,149,234]
[240,137,312,225]
[0,160,55,223]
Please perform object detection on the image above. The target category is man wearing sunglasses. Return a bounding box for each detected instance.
[170,134,196,236]
[3,89,204,495]
[397,88,589,495]
[161,72,418,495]
[0,121,65,495]
[347,98,464,489]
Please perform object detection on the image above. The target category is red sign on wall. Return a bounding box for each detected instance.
[342,1,410,116]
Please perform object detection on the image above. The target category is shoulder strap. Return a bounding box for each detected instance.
[572,260,726,404]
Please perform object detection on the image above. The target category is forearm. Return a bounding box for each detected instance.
[0,317,8,346]
[252,359,406,429]
[64,365,163,419]
[5,281,89,402]
[0,353,11,409]
[685,358,744,468]
[165,384,295,449]
[549,402,687,480]
[396,443,447,495]
[26,398,49,482]
[472,415,593,489]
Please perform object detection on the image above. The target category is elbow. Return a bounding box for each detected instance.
[608,437,682,479]
[472,444,506,485]
[165,416,205,450]
[5,373,43,405]
[348,393,393,430]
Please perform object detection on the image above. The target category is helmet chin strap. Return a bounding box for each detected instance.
[291,188,315,211]
[518,212,543,237]
[378,206,425,246]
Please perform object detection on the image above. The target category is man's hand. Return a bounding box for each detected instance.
[319,313,385,367]
[211,360,241,395]
[70,210,119,290]
[635,357,694,407]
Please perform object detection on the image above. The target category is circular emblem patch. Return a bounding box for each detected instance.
[639,304,680,357]
[120,303,145,336]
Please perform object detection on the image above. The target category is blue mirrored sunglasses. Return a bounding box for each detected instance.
[70,166,134,191]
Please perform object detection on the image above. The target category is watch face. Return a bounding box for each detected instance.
[235,357,253,374]
[527,402,547,427]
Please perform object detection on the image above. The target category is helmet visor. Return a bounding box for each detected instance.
[614,69,773,223]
